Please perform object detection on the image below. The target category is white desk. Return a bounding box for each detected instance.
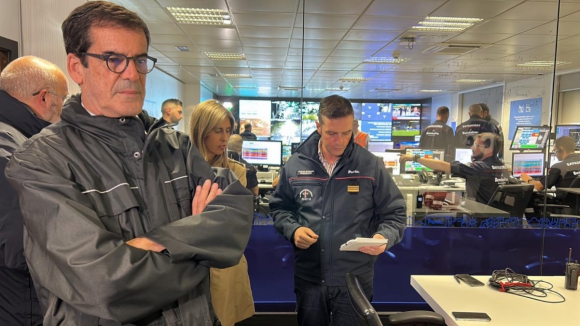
[411,275,579,326]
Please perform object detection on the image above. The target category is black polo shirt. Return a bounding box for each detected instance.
[451,156,510,204]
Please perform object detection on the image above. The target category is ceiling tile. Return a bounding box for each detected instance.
[495,1,580,20]
[432,0,526,19]
[294,14,359,29]
[229,0,298,13]
[292,28,349,40]
[364,0,446,17]
[234,12,295,27]
[298,0,373,15]
[352,16,420,30]
[344,30,404,42]
[240,38,289,47]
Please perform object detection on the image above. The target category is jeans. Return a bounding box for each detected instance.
[294,276,374,326]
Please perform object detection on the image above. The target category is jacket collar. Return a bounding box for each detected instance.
[61,94,150,151]
[298,130,355,161]
[0,90,50,138]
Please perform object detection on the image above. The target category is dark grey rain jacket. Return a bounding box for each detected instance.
[5,95,253,325]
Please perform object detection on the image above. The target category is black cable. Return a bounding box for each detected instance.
[489,268,566,303]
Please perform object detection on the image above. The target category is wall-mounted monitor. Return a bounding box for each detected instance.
[391,104,421,120]
[509,125,550,150]
[239,99,272,137]
[368,141,394,152]
[455,148,473,164]
[362,121,392,140]
[555,124,580,149]
[359,103,392,141]
[392,120,421,137]
[241,140,283,166]
[372,152,401,175]
[511,152,545,177]
[404,148,445,172]
[270,119,301,144]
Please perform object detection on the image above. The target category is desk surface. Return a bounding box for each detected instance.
[414,198,509,217]
[411,275,579,326]
[557,188,580,195]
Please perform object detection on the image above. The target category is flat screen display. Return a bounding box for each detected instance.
[368,141,394,152]
[455,148,473,164]
[404,148,445,172]
[398,141,420,150]
[391,104,421,120]
[359,103,392,141]
[550,153,560,166]
[509,125,550,150]
[555,125,580,149]
[239,100,272,137]
[372,152,401,175]
[362,120,392,140]
[270,120,301,144]
[392,120,421,136]
[512,152,545,177]
[241,140,283,166]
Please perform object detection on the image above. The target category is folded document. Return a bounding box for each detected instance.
[340,237,388,251]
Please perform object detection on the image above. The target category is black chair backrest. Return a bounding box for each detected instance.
[345,273,383,326]
[487,184,534,218]
[556,170,580,188]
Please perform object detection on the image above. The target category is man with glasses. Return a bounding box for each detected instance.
[5,2,252,325]
[401,132,509,204]
[0,55,67,326]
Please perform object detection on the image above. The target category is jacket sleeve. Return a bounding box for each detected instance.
[371,156,407,249]
[0,157,27,271]
[5,148,252,323]
[270,166,301,242]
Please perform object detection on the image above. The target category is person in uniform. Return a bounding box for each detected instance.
[455,104,499,149]
[270,94,406,326]
[480,103,504,159]
[419,106,454,161]
[401,132,509,204]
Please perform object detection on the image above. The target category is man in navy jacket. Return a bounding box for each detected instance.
[270,95,406,326]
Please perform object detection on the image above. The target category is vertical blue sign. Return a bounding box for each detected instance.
[508,98,542,139]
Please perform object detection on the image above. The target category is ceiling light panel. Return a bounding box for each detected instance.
[516,61,571,69]
[412,16,483,32]
[339,77,370,82]
[204,52,246,60]
[167,7,232,26]
[363,57,408,64]
[326,87,350,91]
[419,90,443,93]
[222,74,252,78]
[455,79,490,83]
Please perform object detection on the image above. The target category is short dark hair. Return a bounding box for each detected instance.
[318,95,354,124]
[244,122,252,130]
[479,103,490,113]
[161,98,182,114]
[555,136,576,153]
[436,106,449,116]
[62,1,151,66]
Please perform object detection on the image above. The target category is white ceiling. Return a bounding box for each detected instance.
[109,0,580,100]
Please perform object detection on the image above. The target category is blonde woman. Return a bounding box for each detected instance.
[189,99,254,325]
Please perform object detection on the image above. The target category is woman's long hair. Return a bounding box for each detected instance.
[189,99,235,168]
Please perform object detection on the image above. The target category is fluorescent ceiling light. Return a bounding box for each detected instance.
[167,7,232,25]
[175,46,190,51]
[455,79,490,83]
[373,88,401,92]
[419,90,443,93]
[516,61,571,69]
[233,86,255,89]
[278,86,303,91]
[339,77,370,82]
[412,16,482,32]
[205,52,246,60]
[326,87,349,92]
[222,74,252,78]
[363,57,408,64]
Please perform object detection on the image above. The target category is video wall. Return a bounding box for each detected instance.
[238,99,423,148]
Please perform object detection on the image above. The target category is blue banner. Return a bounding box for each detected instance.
[508,98,542,139]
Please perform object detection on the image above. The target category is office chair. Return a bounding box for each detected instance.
[486,184,534,219]
[535,171,580,216]
[345,273,446,326]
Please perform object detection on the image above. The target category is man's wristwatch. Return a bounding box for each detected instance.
[413,154,421,162]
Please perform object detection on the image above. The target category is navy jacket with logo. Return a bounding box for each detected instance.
[451,156,510,204]
[270,132,406,286]
[455,115,499,148]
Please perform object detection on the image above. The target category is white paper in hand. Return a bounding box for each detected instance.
[340,237,388,251]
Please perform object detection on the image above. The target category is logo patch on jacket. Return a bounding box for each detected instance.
[300,189,313,201]
[298,170,315,175]
[347,170,360,174]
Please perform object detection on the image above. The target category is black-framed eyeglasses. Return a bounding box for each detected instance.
[32,89,70,102]
[78,52,157,74]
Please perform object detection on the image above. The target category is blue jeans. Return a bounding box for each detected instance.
[294,277,374,326]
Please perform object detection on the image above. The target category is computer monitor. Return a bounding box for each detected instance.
[371,152,401,175]
[368,141,394,152]
[398,141,420,150]
[509,126,550,150]
[404,148,445,172]
[511,152,545,177]
[550,153,561,166]
[455,148,473,164]
[555,124,580,149]
[241,140,283,167]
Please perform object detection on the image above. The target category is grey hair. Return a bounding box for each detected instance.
[0,56,60,101]
[228,134,243,153]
